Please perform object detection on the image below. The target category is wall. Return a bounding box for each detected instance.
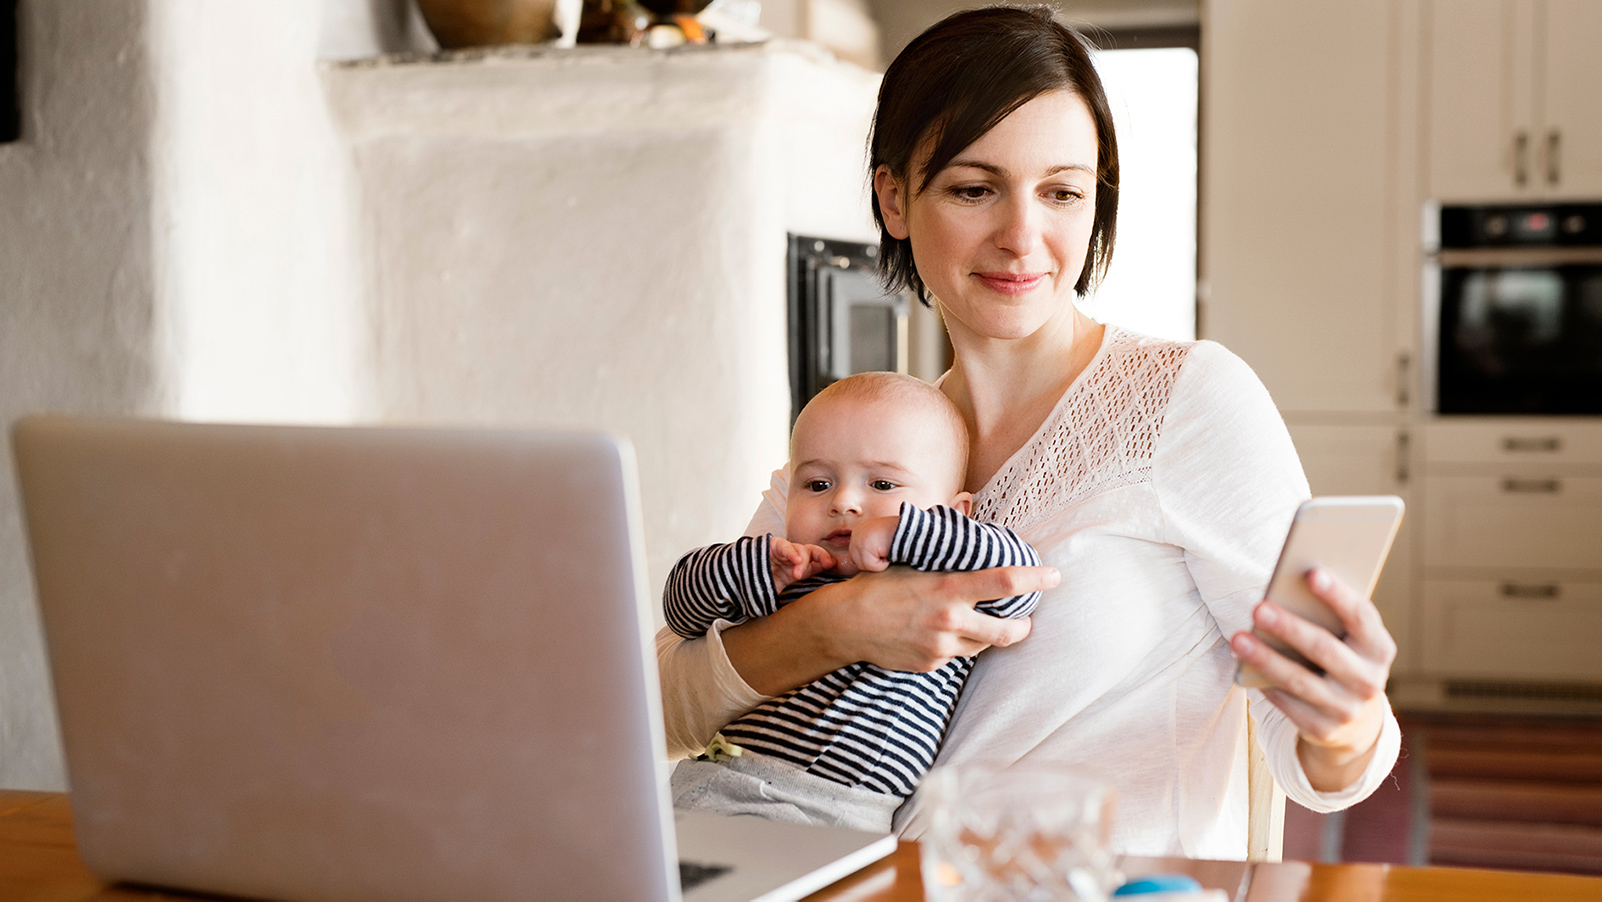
[1,3,877,790]
[0,1,161,792]
[0,0,417,791]
[150,0,373,425]
[326,43,879,614]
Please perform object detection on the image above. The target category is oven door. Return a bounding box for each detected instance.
[788,235,909,421]
[1435,255,1602,414]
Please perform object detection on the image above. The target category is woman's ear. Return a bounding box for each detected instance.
[950,491,973,516]
[873,165,911,240]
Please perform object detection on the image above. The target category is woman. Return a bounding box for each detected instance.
[657,6,1400,859]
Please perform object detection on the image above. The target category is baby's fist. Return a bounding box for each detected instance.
[846,516,900,574]
[770,537,836,591]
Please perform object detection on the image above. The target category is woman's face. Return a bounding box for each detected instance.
[875,90,1099,344]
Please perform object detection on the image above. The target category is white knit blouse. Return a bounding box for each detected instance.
[654,326,1402,859]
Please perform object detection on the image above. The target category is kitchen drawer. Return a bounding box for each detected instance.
[1423,474,1602,570]
[1424,418,1602,467]
[1422,580,1602,681]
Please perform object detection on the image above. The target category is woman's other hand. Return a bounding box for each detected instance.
[722,564,1058,696]
[1229,568,1396,792]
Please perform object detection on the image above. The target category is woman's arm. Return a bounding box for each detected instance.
[1156,342,1400,804]
[655,621,768,759]
[655,469,1053,753]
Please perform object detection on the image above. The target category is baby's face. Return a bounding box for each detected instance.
[785,393,966,559]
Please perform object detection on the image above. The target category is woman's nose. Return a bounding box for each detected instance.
[993,194,1042,255]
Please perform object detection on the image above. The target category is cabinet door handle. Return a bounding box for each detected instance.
[1501,582,1560,600]
[1514,131,1529,186]
[1396,351,1411,408]
[1502,436,1561,453]
[1501,477,1561,493]
[1547,129,1561,186]
[1395,429,1410,485]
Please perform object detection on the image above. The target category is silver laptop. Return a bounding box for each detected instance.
[12,416,894,902]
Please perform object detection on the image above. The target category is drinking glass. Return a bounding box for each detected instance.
[918,764,1118,902]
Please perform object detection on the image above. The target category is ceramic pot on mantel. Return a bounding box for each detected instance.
[416,0,560,47]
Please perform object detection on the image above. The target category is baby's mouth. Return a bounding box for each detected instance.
[823,528,852,545]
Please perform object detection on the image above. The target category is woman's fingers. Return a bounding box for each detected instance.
[817,565,1056,672]
[937,610,1033,658]
[1231,629,1353,716]
[1306,568,1397,666]
[1259,687,1340,741]
[936,564,1061,603]
[1248,603,1385,702]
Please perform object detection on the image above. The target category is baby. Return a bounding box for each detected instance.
[664,372,1041,833]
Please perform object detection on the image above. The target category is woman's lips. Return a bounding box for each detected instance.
[975,272,1047,295]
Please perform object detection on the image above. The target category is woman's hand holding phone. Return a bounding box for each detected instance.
[1230,496,1402,791]
[1231,567,1397,792]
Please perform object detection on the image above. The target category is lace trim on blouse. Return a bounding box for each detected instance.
[971,326,1195,536]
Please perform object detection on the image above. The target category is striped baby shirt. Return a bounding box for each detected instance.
[662,503,1041,798]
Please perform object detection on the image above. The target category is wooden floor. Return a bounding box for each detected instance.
[1415,713,1602,875]
[1287,714,1602,875]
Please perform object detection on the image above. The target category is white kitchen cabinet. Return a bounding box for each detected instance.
[1286,423,1417,674]
[1422,579,1602,681]
[1423,418,1602,467]
[1423,472,1602,571]
[1540,1,1602,196]
[1425,0,1602,201]
[1203,0,1412,414]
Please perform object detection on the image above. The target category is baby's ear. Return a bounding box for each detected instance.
[950,491,973,516]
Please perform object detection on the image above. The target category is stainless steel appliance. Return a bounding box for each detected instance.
[1425,202,1602,414]
[787,234,910,420]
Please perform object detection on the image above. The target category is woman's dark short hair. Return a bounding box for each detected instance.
[869,5,1119,303]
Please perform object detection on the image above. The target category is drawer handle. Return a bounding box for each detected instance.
[1502,477,1561,493]
[1514,131,1529,186]
[1501,582,1560,600]
[1502,436,1561,453]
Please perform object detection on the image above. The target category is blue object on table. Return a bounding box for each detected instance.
[1114,874,1205,895]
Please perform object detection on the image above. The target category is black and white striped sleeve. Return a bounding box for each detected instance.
[662,535,782,639]
[887,504,1043,619]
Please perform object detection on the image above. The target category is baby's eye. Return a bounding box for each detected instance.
[804,479,832,493]
[869,479,898,491]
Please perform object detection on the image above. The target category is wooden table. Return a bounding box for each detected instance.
[7,790,1602,901]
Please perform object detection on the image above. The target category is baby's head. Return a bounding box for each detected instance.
[786,372,971,557]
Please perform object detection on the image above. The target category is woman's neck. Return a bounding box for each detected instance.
[943,305,1105,492]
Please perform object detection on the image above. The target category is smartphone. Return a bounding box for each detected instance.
[1235,495,1405,689]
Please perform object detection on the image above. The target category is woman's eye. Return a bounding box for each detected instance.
[1049,188,1085,204]
[804,479,831,492]
[950,185,990,201]
[869,479,898,491]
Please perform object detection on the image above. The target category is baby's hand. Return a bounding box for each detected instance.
[846,515,901,574]
[770,537,837,591]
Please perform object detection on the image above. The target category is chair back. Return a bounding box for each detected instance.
[1246,714,1286,862]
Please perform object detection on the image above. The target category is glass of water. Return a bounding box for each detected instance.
[918,764,1118,902]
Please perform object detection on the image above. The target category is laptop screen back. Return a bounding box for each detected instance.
[14,417,677,902]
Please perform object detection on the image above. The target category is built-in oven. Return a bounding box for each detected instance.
[1425,202,1602,415]
[787,234,910,421]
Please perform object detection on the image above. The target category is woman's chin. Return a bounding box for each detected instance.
[949,309,1066,344]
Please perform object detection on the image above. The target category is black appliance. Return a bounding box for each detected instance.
[787,234,910,421]
[1429,202,1602,414]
